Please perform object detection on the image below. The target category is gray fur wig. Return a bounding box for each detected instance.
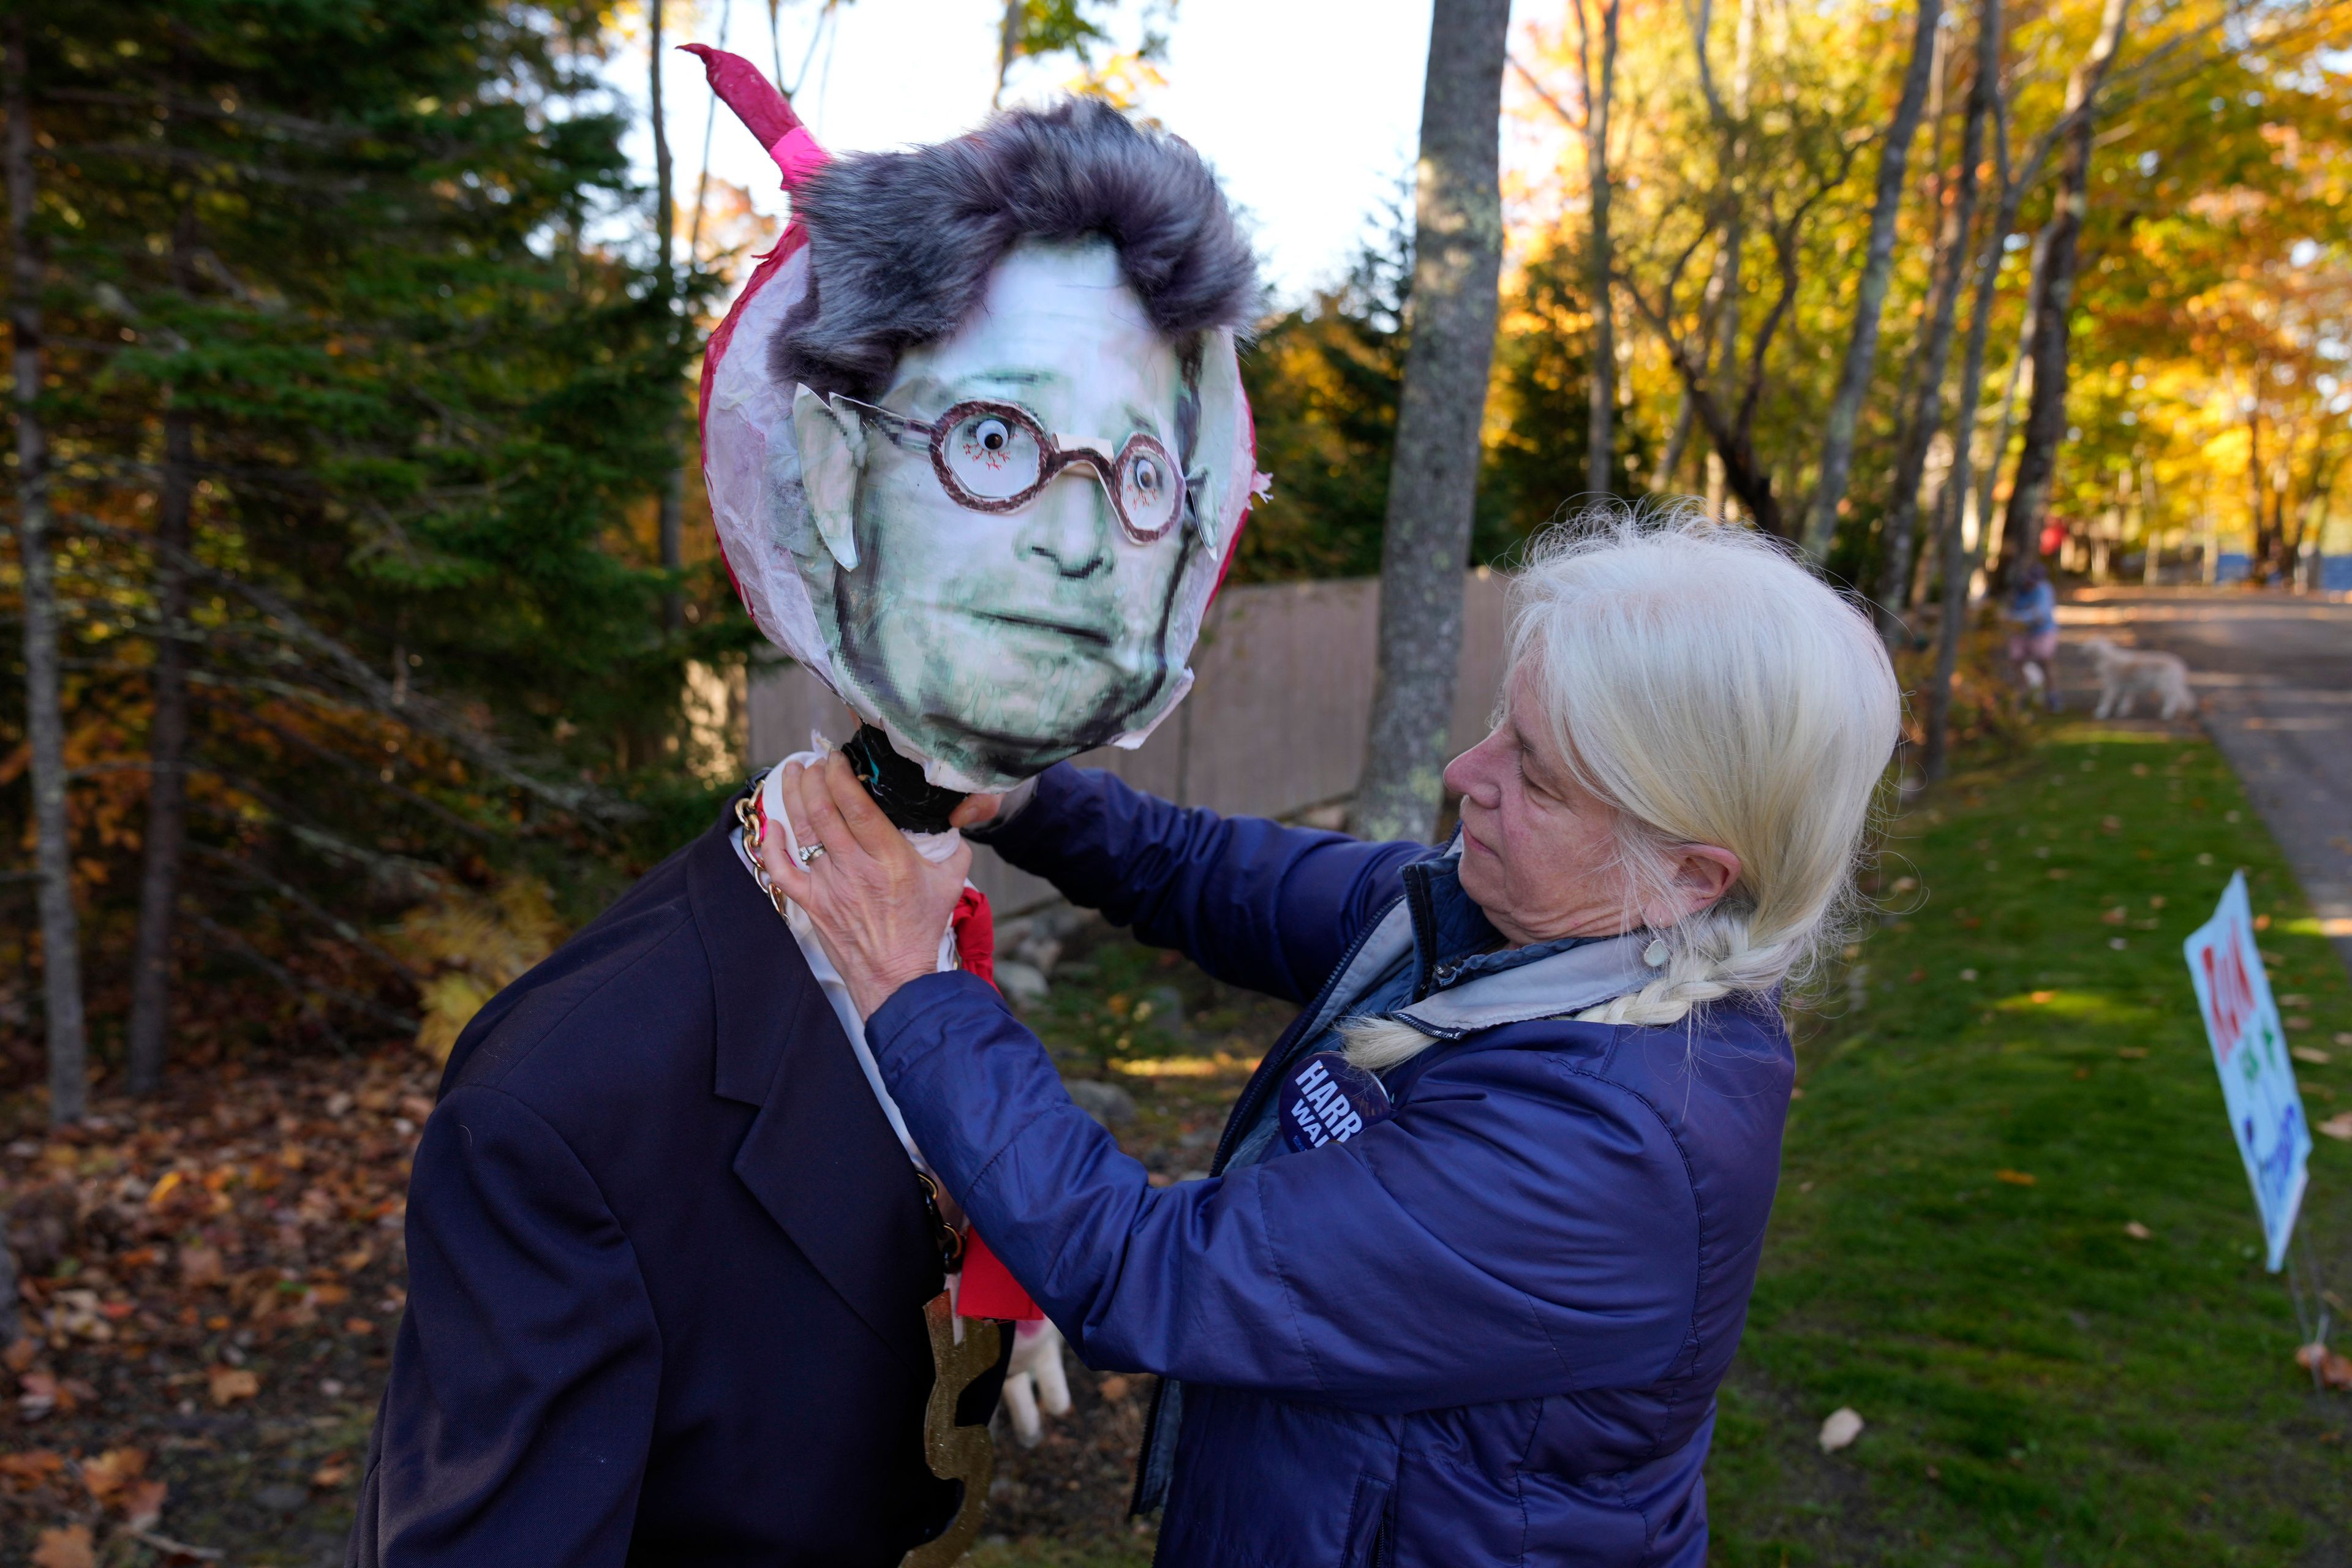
[771,97,1260,401]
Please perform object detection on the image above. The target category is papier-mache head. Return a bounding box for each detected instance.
[692,47,1266,793]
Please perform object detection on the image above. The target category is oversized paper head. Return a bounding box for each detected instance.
[694,51,1265,792]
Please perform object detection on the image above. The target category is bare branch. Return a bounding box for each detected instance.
[1508,53,1585,130]
[59,511,636,823]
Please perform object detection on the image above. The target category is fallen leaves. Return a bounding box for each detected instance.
[2290,1047,2332,1065]
[206,1364,260,1406]
[80,1447,168,1532]
[2125,1221,2152,1240]
[78,1446,145,1501]
[2296,1343,2352,1391]
[1819,1407,1865,1453]
[0,1449,67,1488]
[1996,1169,2038,1187]
[18,1370,99,1419]
[29,1525,94,1568]
[2318,1112,2352,1143]
[0,1444,184,1559]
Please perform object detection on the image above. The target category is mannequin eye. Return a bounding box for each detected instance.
[944,410,1042,500]
[1117,448,1181,535]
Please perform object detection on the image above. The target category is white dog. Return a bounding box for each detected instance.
[2083,636,2196,720]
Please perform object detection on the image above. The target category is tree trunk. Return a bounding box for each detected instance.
[1677,372,1787,535]
[1921,0,2007,783]
[1875,13,1985,643]
[995,0,1023,107]
[1352,0,1510,845]
[2243,389,2270,581]
[2000,0,2130,562]
[652,0,685,633]
[1651,391,1694,494]
[7,22,86,1123]
[1705,0,1754,506]
[127,198,202,1097]
[1970,224,2048,579]
[1577,0,1621,496]
[0,1208,18,1344]
[1800,0,1945,561]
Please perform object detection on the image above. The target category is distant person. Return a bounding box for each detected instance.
[2002,558,2062,708]
[760,514,1902,1567]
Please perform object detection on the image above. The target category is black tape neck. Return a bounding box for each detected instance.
[842,725,967,835]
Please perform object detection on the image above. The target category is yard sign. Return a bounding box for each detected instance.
[2182,871,2312,1271]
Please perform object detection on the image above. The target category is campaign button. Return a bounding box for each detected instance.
[1279,1050,1393,1154]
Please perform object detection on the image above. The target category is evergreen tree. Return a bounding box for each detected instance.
[2,0,738,1091]
[1234,205,1604,586]
[1231,203,1412,584]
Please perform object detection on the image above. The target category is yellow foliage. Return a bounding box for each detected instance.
[389,878,564,1063]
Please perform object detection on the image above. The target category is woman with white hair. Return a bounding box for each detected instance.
[761,514,1901,1566]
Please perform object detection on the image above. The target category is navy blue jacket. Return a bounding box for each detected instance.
[868,766,1793,1567]
[349,812,994,1567]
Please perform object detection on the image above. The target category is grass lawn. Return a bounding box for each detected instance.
[1707,720,2352,1566]
[973,717,2352,1568]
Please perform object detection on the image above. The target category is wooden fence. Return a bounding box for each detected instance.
[745,570,1515,911]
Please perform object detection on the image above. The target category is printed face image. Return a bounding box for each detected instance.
[819,239,1202,781]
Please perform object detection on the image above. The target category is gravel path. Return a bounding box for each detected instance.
[2059,586,2352,971]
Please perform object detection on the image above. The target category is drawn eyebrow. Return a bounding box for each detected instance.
[960,369,1055,390]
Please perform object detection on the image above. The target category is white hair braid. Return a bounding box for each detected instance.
[1570,908,1783,1027]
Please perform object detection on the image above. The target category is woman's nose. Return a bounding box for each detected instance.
[1015,471,1111,580]
[1443,736,1501,804]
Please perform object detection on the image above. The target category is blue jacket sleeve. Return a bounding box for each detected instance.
[975,764,1425,1003]
[360,1087,660,1567]
[872,973,1700,1416]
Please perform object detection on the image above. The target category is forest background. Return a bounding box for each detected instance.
[2,0,2350,1112]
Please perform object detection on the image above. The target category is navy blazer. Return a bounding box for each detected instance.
[349,810,991,1567]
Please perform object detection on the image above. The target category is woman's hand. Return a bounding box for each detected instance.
[755,753,983,1020]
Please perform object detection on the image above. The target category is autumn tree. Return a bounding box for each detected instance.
[1800,0,1945,562]
[2000,0,2133,565]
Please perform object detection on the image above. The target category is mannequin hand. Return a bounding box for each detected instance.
[997,1317,1071,1448]
[756,753,973,1020]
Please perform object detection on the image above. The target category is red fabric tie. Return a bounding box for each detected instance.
[948,886,1042,1322]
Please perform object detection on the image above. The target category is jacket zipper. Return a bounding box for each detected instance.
[1133,886,1414,1517]
[1205,889,1407,1177]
